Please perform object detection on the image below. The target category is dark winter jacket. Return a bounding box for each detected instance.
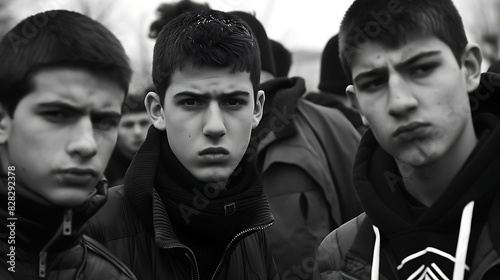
[86,127,279,280]
[305,92,368,135]
[0,178,136,280]
[314,111,500,280]
[251,77,362,280]
[104,146,133,187]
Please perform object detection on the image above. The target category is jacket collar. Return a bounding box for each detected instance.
[0,176,108,253]
[124,126,275,248]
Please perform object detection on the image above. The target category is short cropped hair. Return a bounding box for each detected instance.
[339,0,468,81]
[121,90,149,115]
[152,9,261,103]
[0,10,132,116]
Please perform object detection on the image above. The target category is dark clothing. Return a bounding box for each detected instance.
[471,72,500,119]
[86,127,279,280]
[305,91,368,135]
[0,178,136,280]
[314,112,500,279]
[252,77,362,279]
[104,146,132,187]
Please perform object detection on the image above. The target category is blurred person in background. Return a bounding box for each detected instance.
[270,39,293,78]
[105,91,151,186]
[305,34,367,134]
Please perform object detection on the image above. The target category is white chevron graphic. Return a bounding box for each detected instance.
[397,247,470,280]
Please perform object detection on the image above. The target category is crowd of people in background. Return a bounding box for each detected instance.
[0,0,499,279]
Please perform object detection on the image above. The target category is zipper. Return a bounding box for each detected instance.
[159,243,200,280]
[39,251,47,278]
[210,222,274,280]
[63,209,73,235]
[38,209,73,278]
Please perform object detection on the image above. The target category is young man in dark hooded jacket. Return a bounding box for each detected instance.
[0,10,135,280]
[86,9,279,280]
[314,0,500,279]
[229,11,362,280]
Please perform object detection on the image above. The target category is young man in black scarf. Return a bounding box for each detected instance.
[314,0,500,279]
[86,9,278,280]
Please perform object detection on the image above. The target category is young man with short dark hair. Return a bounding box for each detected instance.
[0,10,135,280]
[314,0,500,279]
[86,9,278,280]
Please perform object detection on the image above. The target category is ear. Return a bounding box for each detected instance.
[462,42,483,93]
[346,85,370,126]
[0,104,12,145]
[145,91,166,131]
[252,90,265,129]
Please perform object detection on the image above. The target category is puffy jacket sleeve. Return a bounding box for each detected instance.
[313,213,367,280]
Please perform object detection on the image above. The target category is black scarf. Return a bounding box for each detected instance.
[150,128,270,279]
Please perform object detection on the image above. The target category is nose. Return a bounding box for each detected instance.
[67,117,98,161]
[387,75,418,118]
[203,102,227,138]
[132,123,143,136]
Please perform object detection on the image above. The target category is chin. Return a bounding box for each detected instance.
[195,169,233,185]
[47,190,94,207]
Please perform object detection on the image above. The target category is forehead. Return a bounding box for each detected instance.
[350,35,454,77]
[121,112,149,121]
[166,65,253,96]
[25,68,124,110]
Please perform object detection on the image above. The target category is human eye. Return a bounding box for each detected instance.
[40,110,72,123]
[357,78,385,93]
[121,121,134,129]
[93,114,120,132]
[409,62,439,77]
[178,98,203,108]
[223,97,247,107]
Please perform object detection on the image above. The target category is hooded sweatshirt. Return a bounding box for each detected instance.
[353,113,500,279]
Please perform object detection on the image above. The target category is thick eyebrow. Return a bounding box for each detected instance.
[36,101,121,119]
[353,51,442,85]
[353,68,388,86]
[395,50,442,70]
[173,90,250,100]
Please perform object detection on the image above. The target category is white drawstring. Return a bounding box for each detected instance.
[371,201,474,280]
[372,225,381,280]
[453,201,474,280]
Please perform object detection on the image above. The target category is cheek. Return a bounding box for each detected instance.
[97,133,118,158]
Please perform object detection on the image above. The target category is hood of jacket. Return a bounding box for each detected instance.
[353,111,500,278]
[252,76,306,146]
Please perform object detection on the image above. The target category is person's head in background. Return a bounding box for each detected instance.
[228,11,276,84]
[340,0,482,169]
[147,9,264,186]
[117,91,151,160]
[0,10,131,207]
[270,39,292,78]
[149,0,210,38]
[318,34,351,106]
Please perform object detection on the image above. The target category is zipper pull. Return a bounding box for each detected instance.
[63,209,73,235]
[39,251,47,278]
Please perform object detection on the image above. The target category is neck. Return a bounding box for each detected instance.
[397,122,478,207]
